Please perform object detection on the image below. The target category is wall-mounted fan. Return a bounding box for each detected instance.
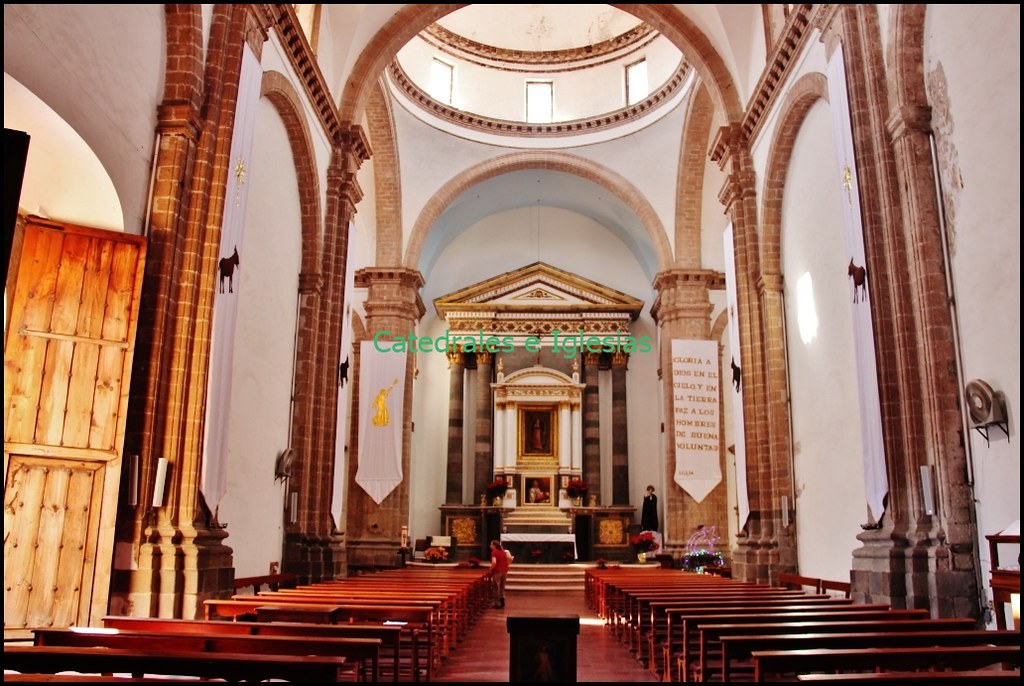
[964,379,1009,445]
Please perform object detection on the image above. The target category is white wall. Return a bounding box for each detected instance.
[783,99,869,584]
[217,97,303,578]
[925,4,1021,624]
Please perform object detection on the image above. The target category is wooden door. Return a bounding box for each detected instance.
[4,216,146,635]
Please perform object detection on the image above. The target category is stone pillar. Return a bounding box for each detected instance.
[651,270,723,554]
[582,352,601,502]
[559,400,572,472]
[494,400,506,472]
[610,352,631,504]
[571,399,583,473]
[474,352,494,499]
[819,4,980,618]
[348,267,424,569]
[445,348,465,504]
[705,119,774,583]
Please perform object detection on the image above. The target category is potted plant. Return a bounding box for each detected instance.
[565,479,588,505]
[485,478,508,505]
[630,531,657,563]
[424,546,449,563]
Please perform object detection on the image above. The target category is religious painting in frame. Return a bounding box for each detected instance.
[521,474,554,506]
[519,406,556,457]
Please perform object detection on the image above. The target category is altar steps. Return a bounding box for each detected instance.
[506,563,589,592]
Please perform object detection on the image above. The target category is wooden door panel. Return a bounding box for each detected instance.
[4,454,104,630]
[4,216,146,634]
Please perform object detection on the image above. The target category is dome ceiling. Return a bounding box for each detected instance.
[391,4,689,143]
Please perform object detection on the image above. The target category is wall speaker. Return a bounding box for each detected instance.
[781,495,790,528]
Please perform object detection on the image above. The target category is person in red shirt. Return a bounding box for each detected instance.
[490,539,512,608]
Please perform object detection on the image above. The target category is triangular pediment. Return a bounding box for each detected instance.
[434,262,644,336]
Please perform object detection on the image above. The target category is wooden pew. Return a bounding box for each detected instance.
[751,645,1021,681]
[642,595,848,674]
[796,670,1022,681]
[665,606,927,682]
[232,571,298,595]
[101,615,403,682]
[31,627,380,682]
[626,588,816,656]
[4,645,350,682]
[820,579,852,599]
[204,598,435,681]
[778,572,821,594]
[693,618,979,682]
[719,629,1020,682]
[647,598,860,680]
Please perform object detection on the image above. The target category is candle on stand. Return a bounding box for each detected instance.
[1012,593,1020,631]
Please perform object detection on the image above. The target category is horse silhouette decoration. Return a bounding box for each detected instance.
[848,258,868,303]
[730,356,742,392]
[219,246,240,293]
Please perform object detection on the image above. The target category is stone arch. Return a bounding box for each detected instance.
[760,72,830,278]
[338,4,743,127]
[401,151,673,274]
[363,81,403,266]
[674,82,716,268]
[260,70,323,276]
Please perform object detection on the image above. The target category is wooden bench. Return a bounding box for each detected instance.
[751,645,1021,681]
[4,644,349,682]
[666,606,926,682]
[779,572,822,593]
[102,615,403,682]
[650,598,863,680]
[796,670,1023,681]
[232,571,298,595]
[32,627,380,682]
[692,618,979,682]
[719,629,1020,682]
[820,578,852,598]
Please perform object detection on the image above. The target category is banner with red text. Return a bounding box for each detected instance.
[672,339,722,502]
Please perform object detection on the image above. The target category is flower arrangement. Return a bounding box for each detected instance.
[680,549,724,572]
[424,546,449,563]
[562,551,575,563]
[595,557,608,569]
[485,478,509,501]
[631,530,657,552]
[530,548,544,562]
[565,479,589,499]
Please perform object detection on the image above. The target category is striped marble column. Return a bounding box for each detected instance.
[474,351,494,499]
[611,351,630,504]
[582,352,601,503]
[445,347,465,504]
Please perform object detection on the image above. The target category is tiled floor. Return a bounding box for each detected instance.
[434,588,659,682]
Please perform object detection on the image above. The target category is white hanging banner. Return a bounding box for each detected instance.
[202,43,262,513]
[672,338,722,502]
[724,223,750,529]
[828,44,888,522]
[331,220,358,526]
[356,340,406,504]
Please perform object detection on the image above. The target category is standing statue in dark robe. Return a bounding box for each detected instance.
[641,484,659,531]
